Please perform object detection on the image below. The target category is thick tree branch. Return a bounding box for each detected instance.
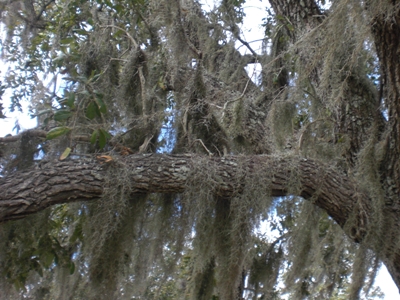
[0,129,91,143]
[0,130,46,143]
[0,154,369,241]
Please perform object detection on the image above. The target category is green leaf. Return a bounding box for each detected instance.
[70,223,83,243]
[32,259,43,277]
[14,278,26,291]
[98,130,107,149]
[100,128,111,140]
[69,262,75,275]
[86,101,100,120]
[41,42,50,51]
[94,93,107,114]
[114,4,123,13]
[98,128,111,149]
[59,147,72,160]
[60,37,75,45]
[54,109,72,122]
[112,29,124,38]
[87,18,94,26]
[43,117,50,126]
[66,93,75,108]
[90,129,99,145]
[34,109,52,117]
[90,72,102,82]
[46,127,71,140]
[276,15,285,21]
[73,28,89,35]
[62,76,77,83]
[40,252,55,268]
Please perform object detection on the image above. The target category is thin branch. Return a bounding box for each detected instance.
[236,35,260,58]
[194,139,213,156]
[0,129,91,143]
[100,25,139,48]
[0,130,46,143]
[138,66,147,120]
[138,134,154,154]
[236,38,267,51]
[36,0,56,20]
[221,61,256,118]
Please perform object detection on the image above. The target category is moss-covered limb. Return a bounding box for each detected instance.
[370,3,400,201]
[367,5,400,288]
[2,155,400,292]
[0,129,97,145]
[0,159,103,222]
[0,130,47,143]
[267,0,382,168]
[0,154,368,233]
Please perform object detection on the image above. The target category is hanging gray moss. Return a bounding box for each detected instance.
[0,0,395,299]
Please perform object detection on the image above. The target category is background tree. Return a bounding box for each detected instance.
[0,0,398,299]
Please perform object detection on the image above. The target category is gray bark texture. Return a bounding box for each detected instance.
[0,154,367,238]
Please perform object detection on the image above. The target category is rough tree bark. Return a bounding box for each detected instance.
[369,3,400,290]
[0,154,369,239]
[0,155,399,291]
[2,149,395,291]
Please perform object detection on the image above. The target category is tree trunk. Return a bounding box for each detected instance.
[369,2,400,291]
[267,0,400,292]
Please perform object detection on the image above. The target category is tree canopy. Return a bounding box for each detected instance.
[0,0,399,299]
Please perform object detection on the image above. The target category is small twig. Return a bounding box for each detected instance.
[221,60,257,118]
[236,35,259,58]
[0,130,46,143]
[138,134,154,154]
[208,103,223,109]
[213,144,222,157]
[108,57,128,63]
[236,38,266,51]
[100,25,139,48]
[0,130,91,143]
[182,107,189,135]
[138,66,147,120]
[37,0,56,20]
[195,139,213,156]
